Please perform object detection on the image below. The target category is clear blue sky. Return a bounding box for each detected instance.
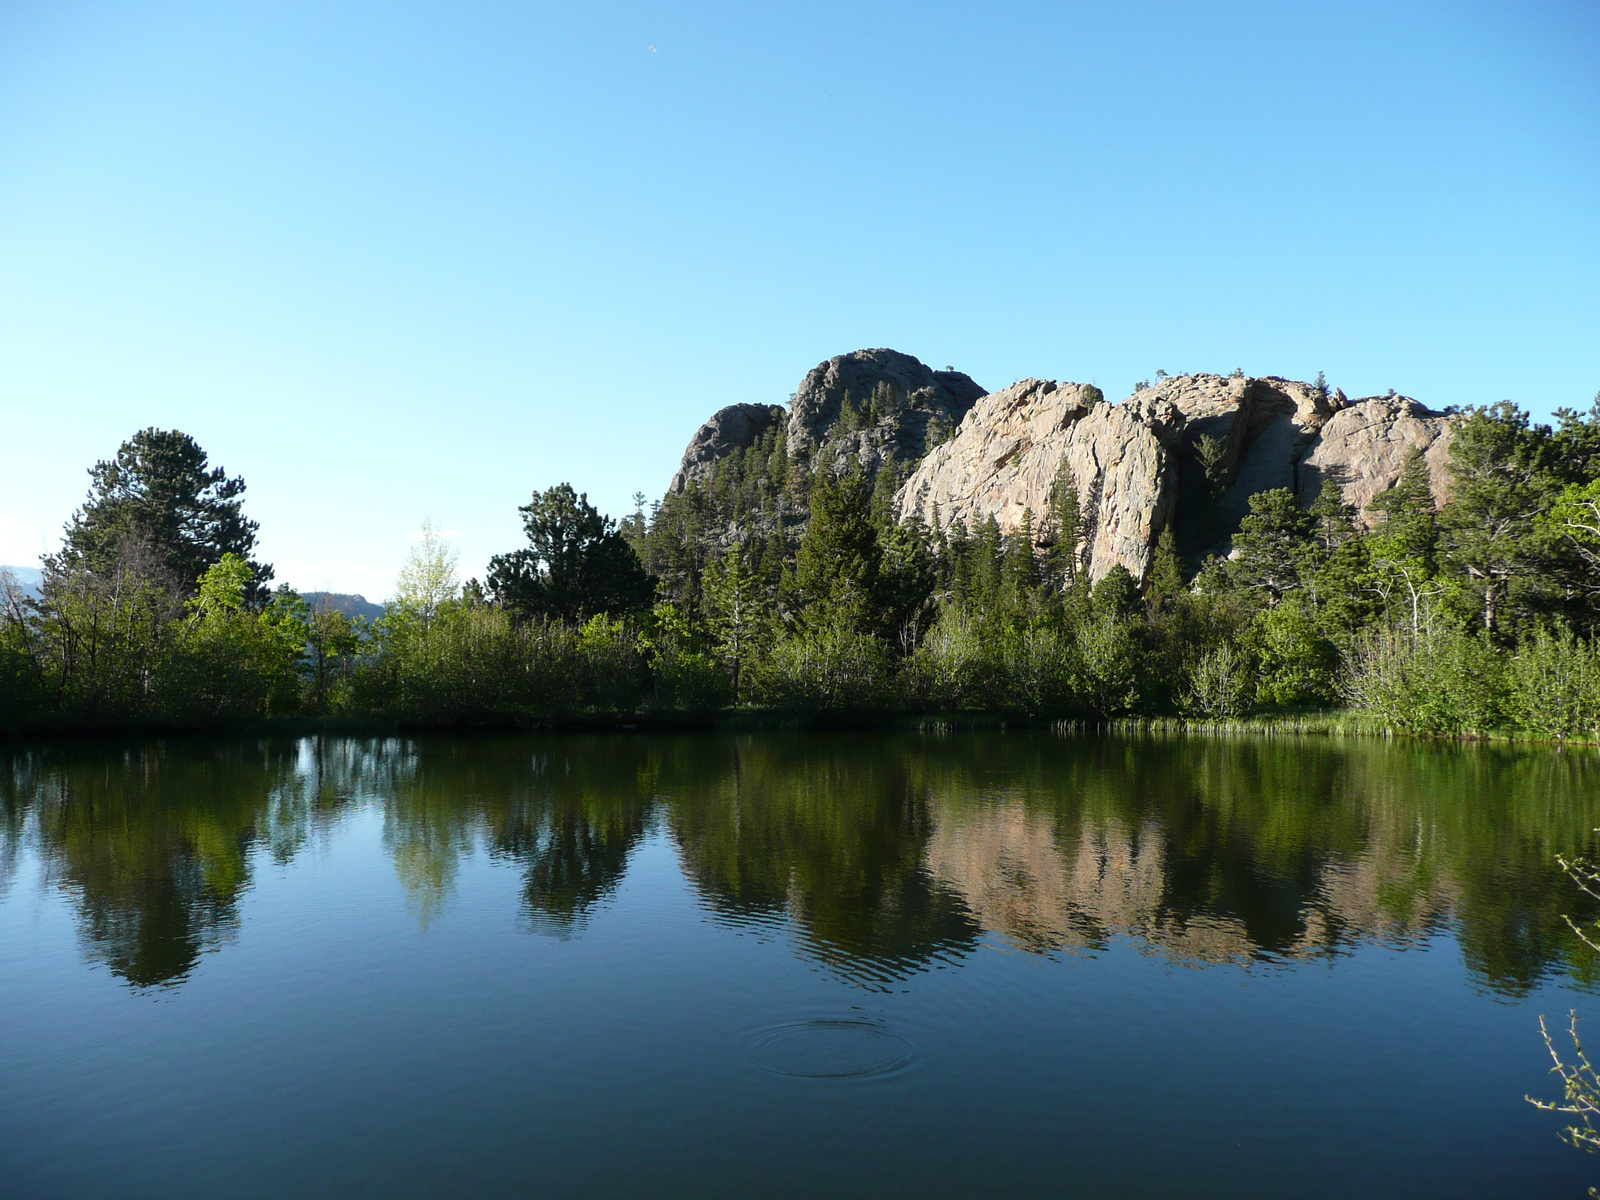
[2,1,1596,598]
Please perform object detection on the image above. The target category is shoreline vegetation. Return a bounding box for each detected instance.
[0,708,1595,747]
[4,390,1600,745]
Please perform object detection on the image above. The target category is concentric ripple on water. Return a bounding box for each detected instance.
[748,1019,913,1079]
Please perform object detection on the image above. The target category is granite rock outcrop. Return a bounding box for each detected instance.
[1295,394,1454,519]
[668,349,985,496]
[669,403,787,494]
[664,351,1456,587]
[896,373,1452,583]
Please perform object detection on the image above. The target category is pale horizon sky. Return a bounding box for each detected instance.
[2,1,1597,599]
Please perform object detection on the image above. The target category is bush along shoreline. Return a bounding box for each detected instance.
[4,395,1600,744]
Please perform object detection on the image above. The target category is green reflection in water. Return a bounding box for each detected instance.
[1,740,345,986]
[2,733,1597,995]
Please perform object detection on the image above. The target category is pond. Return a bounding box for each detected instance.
[1,732,1597,1198]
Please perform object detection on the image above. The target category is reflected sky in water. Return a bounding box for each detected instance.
[1,733,1597,1197]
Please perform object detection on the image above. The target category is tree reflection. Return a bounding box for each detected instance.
[1,732,1596,996]
[667,739,982,986]
[481,744,653,936]
[0,741,335,988]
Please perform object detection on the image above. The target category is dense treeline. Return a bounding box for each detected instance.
[4,397,1600,737]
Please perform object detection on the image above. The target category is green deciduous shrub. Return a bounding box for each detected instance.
[1181,643,1256,719]
[755,623,894,710]
[1251,595,1340,707]
[1344,625,1509,735]
[1510,628,1600,742]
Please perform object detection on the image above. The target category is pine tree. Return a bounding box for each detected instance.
[880,514,938,652]
[869,455,901,530]
[763,528,788,589]
[1307,477,1357,555]
[1004,510,1041,597]
[793,469,884,635]
[703,544,770,699]
[1367,449,1442,633]
[1551,394,1600,484]
[1227,488,1313,603]
[487,484,655,622]
[1090,565,1141,622]
[1301,477,1361,617]
[1047,463,1082,588]
[836,390,861,435]
[56,427,272,602]
[767,428,790,493]
[1438,402,1556,634]
[969,516,1005,608]
[944,517,971,606]
[867,380,895,425]
[1144,527,1186,615]
[1312,534,1376,642]
[1194,435,1231,502]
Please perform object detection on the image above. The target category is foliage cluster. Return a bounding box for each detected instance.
[5,396,1600,734]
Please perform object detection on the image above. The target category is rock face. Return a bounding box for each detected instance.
[895,378,1172,581]
[897,373,1453,583]
[669,403,786,494]
[1296,395,1453,522]
[667,348,985,496]
[786,348,986,467]
[664,351,1457,587]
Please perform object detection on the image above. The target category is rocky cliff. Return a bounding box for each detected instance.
[895,373,1453,583]
[664,352,1455,586]
[1296,394,1454,515]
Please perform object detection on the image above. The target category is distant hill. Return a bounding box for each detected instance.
[300,591,385,621]
[0,573,386,620]
[1,565,43,599]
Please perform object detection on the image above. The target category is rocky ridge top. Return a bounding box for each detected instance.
[786,348,985,468]
[668,349,984,495]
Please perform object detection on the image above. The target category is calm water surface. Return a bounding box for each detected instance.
[1,732,1598,1198]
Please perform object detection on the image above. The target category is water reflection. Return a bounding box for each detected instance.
[483,747,652,936]
[2,733,1596,994]
[665,742,980,985]
[0,741,345,987]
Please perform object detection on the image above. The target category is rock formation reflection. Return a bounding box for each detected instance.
[1,733,1596,994]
